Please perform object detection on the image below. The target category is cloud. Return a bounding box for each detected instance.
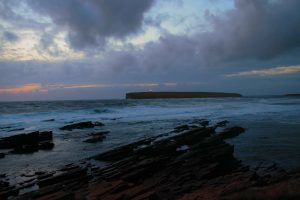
[89,0,300,75]
[0,82,163,95]
[62,84,99,89]
[2,31,19,42]
[0,83,44,94]
[226,65,300,77]
[1,0,300,100]
[26,0,155,49]
[50,83,160,89]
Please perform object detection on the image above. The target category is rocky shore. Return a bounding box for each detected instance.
[1,120,299,200]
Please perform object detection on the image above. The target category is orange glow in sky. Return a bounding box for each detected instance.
[0,83,43,94]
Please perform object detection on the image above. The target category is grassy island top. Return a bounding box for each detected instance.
[126,92,242,99]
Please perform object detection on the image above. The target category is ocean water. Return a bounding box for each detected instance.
[1,96,300,183]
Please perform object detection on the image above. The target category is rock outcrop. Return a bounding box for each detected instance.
[83,131,109,143]
[8,121,300,200]
[0,131,54,154]
[60,121,104,131]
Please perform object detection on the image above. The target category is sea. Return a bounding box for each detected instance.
[1,96,300,184]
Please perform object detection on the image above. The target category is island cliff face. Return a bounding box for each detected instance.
[285,94,300,97]
[126,92,242,99]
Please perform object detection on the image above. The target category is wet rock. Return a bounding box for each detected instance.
[199,119,210,127]
[216,120,229,127]
[83,131,109,143]
[90,131,110,136]
[0,126,12,130]
[39,131,53,141]
[37,172,55,180]
[38,168,87,188]
[173,125,190,133]
[35,171,46,176]
[193,119,210,127]
[41,119,55,122]
[0,185,19,199]
[0,153,5,159]
[0,131,39,149]
[0,131,55,154]
[7,128,25,132]
[39,142,55,150]
[219,126,245,139]
[60,121,96,130]
[94,121,105,127]
[12,120,300,200]
[11,144,39,154]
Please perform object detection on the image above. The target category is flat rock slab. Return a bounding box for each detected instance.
[60,121,104,131]
[0,131,54,155]
[7,121,300,200]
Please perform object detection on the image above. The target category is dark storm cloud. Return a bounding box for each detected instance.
[26,0,155,49]
[118,0,300,73]
[1,0,300,100]
[3,31,19,42]
[202,0,300,61]
[141,0,300,69]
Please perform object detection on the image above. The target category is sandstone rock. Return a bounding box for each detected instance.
[9,120,300,200]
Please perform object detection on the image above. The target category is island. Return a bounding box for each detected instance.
[285,94,300,97]
[126,91,242,99]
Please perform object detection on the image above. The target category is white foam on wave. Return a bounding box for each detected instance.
[1,97,300,135]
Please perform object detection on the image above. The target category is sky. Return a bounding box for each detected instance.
[0,0,300,101]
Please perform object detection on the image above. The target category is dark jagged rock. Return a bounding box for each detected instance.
[216,120,229,127]
[94,121,104,127]
[8,121,300,200]
[7,128,25,132]
[89,131,110,136]
[0,131,39,149]
[41,119,55,122]
[83,131,108,143]
[11,144,39,154]
[219,126,245,139]
[35,171,46,176]
[0,126,12,130]
[39,131,53,141]
[0,131,55,154]
[173,125,190,133]
[60,121,98,130]
[0,153,5,159]
[39,142,55,150]
[192,119,210,127]
[38,168,87,188]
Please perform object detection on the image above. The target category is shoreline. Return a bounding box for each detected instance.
[1,120,299,199]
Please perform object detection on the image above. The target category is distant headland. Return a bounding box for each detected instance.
[285,94,300,97]
[126,91,242,99]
